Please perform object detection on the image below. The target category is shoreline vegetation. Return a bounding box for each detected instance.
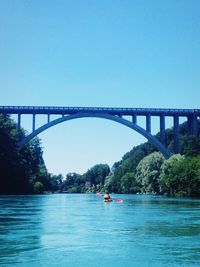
[0,114,200,197]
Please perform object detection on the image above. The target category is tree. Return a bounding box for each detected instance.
[0,114,56,194]
[120,172,139,193]
[159,154,184,195]
[159,155,200,197]
[34,181,44,194]
[103,174,115,193]
[180,135,200,156]
[61,172,83,193]
[83,164,110,191]
[136,152,164,193]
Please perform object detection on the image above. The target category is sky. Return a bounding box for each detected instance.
[0,0,200,176]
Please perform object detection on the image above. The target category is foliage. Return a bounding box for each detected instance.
[1,114,200,198]
[0,115,61,194]
[34,181,44,194]
[61,172,84,193]
[159,156,200,197]
[159,154,184,195]
[83,164,110,186]
[103,174,115,192]
[180,135,200,156]
[136,152,165,193]
[120,172,140,193]
[61,164,110,193]
[100,120,200,196]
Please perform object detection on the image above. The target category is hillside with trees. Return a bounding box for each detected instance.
[62,120,200,197]
[0,114,62,194]
[102,121,200,197]
[61,164,110,193]
[1,114,200,197]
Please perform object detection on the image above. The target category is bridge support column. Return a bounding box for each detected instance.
[47,114,50,123]
[188,115,198,136]
[160,115,165,146]
[146,114,151,133]
[132,115,137,124]
[174,115,179,153]
[32,114,36,132]
[18,113,21,132]
[3,113,7,120]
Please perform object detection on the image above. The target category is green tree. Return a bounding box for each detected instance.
[120,172,139,193]
[0,114,56,194]
[159,155,200,197]
[159,154,184,195]
[61,172,85,193]
[34,181,44,194]
[103,174,115,193]
[180,135,200,156]
[83,164,110,191]
[136,152,164,193]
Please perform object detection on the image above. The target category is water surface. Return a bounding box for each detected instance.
[0,194,200,267]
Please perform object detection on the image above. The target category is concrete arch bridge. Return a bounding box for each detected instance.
[0,106,199,159]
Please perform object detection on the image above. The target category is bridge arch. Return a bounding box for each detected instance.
[17,112,172,159]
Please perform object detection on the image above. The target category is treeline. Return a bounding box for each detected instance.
[104,152,200,197]
[61,164,110,193]
[62,121,200,198]
[1,114,200,197]
[0,115,62,194]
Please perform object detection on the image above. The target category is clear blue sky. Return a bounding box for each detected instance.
[1,0,200,176]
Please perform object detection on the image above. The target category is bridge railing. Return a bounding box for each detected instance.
[0,106,199,117]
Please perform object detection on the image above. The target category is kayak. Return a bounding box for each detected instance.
[104,199,113,202]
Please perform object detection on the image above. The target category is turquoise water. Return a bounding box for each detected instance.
[0,194,200,267]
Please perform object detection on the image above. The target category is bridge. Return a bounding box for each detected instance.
[0,105,199,159]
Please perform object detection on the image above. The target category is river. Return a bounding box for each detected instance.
[0,194,200,267]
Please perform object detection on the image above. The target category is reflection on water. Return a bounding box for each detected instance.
[0,194,200,267]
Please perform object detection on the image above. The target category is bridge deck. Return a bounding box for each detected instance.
[0,106,199,116]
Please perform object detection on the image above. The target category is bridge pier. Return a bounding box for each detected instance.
[160,115,166,146]
[132,115,137,124]
[32,114,36,132]
[188,115,198,136]
[146,114,151,133]
[18,113,21,132]
[173,115,179,153]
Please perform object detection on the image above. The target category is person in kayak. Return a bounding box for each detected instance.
[104,192,112,202]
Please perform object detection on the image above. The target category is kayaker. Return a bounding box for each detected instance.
[104,192,112,202]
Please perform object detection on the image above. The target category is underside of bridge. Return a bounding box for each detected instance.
[17,112,172,159]
[0,106,199,159]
